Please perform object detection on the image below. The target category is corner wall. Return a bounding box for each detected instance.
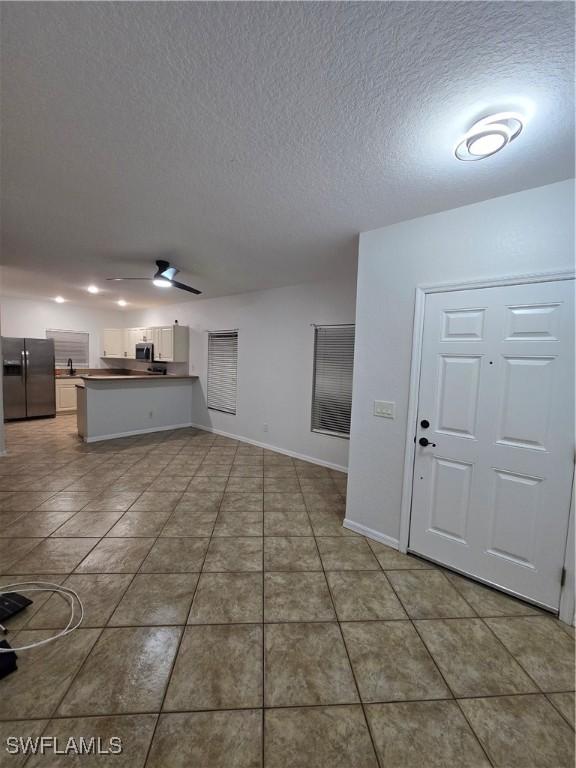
[346,179,575,545]
[127,275,357,470]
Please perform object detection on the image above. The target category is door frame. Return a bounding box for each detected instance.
[398,270,575,623]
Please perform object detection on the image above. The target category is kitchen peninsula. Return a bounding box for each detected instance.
[76,374,197,442]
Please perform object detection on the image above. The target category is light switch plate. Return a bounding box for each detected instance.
[374,400,395,419]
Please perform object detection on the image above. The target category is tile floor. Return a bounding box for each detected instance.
[0,414,574,767]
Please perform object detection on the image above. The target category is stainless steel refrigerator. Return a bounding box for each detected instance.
[2,338,56,420]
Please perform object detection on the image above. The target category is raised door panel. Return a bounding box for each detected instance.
[436,355,481,439]
[427,457,473,545]
[102,329,124,358]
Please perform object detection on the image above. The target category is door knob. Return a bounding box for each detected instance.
[419,437,436,447]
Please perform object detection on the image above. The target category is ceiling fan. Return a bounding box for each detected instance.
[107,260,202,295]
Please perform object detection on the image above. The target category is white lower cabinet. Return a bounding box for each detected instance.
[56,378,82,411]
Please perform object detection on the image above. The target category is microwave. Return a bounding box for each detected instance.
[135,343,154,361]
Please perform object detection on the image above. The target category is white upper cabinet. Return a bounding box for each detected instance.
[102,328,125,358]
[101,325,188,362]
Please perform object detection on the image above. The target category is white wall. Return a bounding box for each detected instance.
[126,275,357,470]
[0,297,126,369]
[346,179,575,545]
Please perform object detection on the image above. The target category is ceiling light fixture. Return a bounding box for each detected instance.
[54,296,66,303]
[117,299,127,307]
[87,285,99,294]
[455,112,524,161]
[152,278,172,288]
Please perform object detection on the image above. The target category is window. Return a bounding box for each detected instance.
[207,331,238,414]
[311,324,355,438]
[46,329,90,367]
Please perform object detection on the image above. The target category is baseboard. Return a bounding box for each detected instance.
[190,423,348,473]
[83,422,196,443]
[343,518,399,549]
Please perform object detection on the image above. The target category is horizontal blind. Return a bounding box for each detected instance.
[311,324,355,437]
[207,331,238,414]
[46,329,90,367]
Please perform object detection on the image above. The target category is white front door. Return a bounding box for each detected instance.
[409,279,574,610]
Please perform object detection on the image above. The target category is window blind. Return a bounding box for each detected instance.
[311,324,355,438]
[46,329,90,367]
[207,331,238,414]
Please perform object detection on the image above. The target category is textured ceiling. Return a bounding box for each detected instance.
[1,1,574,307]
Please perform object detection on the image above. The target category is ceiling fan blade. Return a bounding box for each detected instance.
[171,279,202,295]
[106,277,155,281]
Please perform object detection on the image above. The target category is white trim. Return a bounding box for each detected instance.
[83,422,196,443]
[190,422,348,473]
[399,270,575,619]
[343,518,399,549]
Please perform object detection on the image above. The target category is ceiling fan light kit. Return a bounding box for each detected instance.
[107,260,202,295]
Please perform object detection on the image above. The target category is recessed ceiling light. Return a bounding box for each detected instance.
[87,285,99,294]
[54,296,66,303]
[455,112,524,161]
[153,278,172,288]
[117,299,127,307]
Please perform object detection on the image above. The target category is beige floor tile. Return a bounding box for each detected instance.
[35,493,99,512]
[547,692,575,728]
[0,492,58,511]
[8,538,99,574]
[0,510,25,529]
[140,537,209,572]
[307,509,353,537]
[212,509,263,537]
[326,571,407,621]
[367,540,434,570]
[304,495,346,514]
[164,624,262,710]
[366,700,490,768]
[0,628,101,720]
[51,511,124,537]
[445,572,540,616]
[386,570,476,619]
[264,508,313,536]
[265,705,378,768]
[2,511,77,538]
[0,538,45,572]
[264,493,306,512]
[147,710,261,768]
[0,573,67,629]
[27,574,133,628]
[263,465,297,478]
[108,573,198,625]
[264,572,335,622]
[220,493,263,512]
[341,621,450,703]
[265,622,358,707]
[225,477,264,493]
[173,492,222,513]
[105,509,172,537]
[203,537,263,572]
[485,616,575,691]
[195,465,231,477]
[415,618,537,697]
[81,491,142,512]
[58,627,181,716]
[127,491,182,512]
[264,537,321,571]
[189,572,263,624]
[75,538,154,573]
[160,507,218,537]
[316,537,380,570]
[186,476,228,492]
[0,720,48,768]
[148,476,191,492]
[24,714,157,768]
[460,694,575,768]
[264,477,301,493]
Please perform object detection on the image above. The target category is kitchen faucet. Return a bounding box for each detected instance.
[67,358,76,376]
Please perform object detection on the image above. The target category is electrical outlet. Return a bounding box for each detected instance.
[263,423,269,432]
[374,400,395,419]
